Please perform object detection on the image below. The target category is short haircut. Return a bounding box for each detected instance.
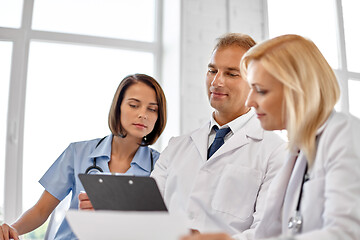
[241,34,340,164]
[108,73,167,145]
[213,33,256,52]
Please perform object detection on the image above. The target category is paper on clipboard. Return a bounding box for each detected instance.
[66,210,188,240]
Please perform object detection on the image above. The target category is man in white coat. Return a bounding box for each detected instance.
[151,33,288,237]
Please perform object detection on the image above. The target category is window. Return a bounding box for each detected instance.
[342,0,360,72]
[1,0,161,239]
[0,0,23,28]
[267,0,338,68]
[23,42,154,211]
[267,0,360,118]
[342,0,360,117]
[0,41,12,223]
[32,0,155,42]
[349,79,360,117]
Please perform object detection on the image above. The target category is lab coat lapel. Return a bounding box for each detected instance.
[209,129,249,159]
[209,115,263,160]
[255,152,297,238]
[282,152,307,234]
[190,122,211,162]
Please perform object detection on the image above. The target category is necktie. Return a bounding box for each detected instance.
[207,126,231,159]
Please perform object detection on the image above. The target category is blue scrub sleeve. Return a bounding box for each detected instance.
[39,143,75,201]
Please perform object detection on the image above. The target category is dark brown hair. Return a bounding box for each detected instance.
[108,73,167,145]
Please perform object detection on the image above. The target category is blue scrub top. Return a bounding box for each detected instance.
[39,134,160,240]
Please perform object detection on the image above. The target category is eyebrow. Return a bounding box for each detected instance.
[207,63,240,72]
[251,83,265,88]
[227,67,240,72]
[127,98,158,106]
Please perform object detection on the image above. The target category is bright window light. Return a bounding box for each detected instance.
[0,41,12,223]
[23,41,154,213]
[342,0,360,72]
[349,79,360,118]
[32,0,155,42]
[267,0,338,69]
[0,0,23,28]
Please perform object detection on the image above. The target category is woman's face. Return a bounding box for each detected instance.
[245,60,286,130]
[120,82,158,141]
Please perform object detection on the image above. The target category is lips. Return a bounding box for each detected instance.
[210,90,228,98]
[133,123,147,129]
[212,92,227,96]
[256,113,266,118]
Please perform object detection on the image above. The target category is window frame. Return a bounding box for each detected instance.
[1,0,163,223]
[264,0,360,114]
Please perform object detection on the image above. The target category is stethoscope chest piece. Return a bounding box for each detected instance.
[85,164,103,174]
[288,211,303,234]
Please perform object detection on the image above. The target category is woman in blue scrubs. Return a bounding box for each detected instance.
[0,73,167,240]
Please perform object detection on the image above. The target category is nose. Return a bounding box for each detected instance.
[138,107,148,119]
[211,72,224,87]
[245,89,257,108]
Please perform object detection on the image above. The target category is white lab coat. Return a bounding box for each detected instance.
[151,113,287,236]
[246,111,360,240]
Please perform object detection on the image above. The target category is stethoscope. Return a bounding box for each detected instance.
[287,162,309,234]
[85,136,154,174]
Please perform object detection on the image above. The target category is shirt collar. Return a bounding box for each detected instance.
[209,108,255,134]
[88,134,153,172]
[88,134,113,160]
[130,146,153,173]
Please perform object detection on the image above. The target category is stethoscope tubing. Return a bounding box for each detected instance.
[85,136,154,174]
[288,161,309,234]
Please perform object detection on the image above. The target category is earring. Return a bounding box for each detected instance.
[143,135,147,142]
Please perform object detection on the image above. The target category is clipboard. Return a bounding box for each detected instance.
[78,174,167,211]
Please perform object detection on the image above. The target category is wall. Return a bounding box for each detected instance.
[180,0,267,134]
[161,0,266,147]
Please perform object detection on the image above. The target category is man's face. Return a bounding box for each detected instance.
[206,45,250,120]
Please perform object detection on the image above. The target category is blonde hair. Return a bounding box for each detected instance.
[241,34,340,165]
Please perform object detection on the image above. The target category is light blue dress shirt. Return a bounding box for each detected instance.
[39,134,160,240]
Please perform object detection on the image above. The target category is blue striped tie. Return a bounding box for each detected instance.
[207,126,231,159]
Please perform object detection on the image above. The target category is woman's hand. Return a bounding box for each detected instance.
[78,192,94,210]
[0,223,19,240]
[181,233,233,240]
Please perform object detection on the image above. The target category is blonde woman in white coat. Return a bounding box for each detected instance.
[181,34,360,240]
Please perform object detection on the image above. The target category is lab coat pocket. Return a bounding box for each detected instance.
[302,177,325,231]
[211,165,262,220]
